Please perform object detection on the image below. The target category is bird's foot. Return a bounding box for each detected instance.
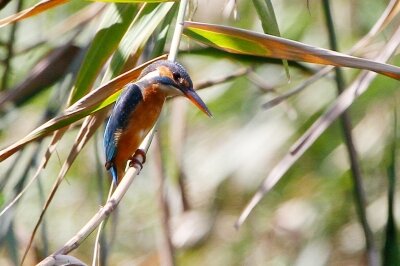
[129,149,146,172]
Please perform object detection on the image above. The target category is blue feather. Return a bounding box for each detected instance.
[110,166,118,184]
[104,83,143,182]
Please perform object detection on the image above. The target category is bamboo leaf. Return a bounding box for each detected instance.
[180,47,314,74]
[150,3,177,57]
[103,2,174,80]
[183,22,400,80]
[68,3,138,105]
[0,0,69,28]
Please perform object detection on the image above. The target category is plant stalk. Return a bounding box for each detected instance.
[168,0,188,62]
[1,0,23,91]
[322,1,378,265]
[154,135,175,266]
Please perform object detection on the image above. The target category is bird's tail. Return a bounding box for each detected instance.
[105,161,119,185]
[110,166,118,185]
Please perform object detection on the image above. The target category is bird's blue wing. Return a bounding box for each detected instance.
[104,83,143,182]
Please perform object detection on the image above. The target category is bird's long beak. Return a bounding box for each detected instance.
[183,88,213,117]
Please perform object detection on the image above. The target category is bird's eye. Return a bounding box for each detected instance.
[173,72,181,82]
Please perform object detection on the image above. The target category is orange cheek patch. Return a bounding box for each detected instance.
[158,66,173,79]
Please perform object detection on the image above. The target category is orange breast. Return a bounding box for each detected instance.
[114,85,165,178]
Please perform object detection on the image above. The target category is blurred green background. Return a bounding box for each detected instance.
[0,0,399,265]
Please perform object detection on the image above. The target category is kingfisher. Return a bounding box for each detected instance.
[104,60,212,184]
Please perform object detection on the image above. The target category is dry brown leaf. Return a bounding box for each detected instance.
[0,0,69,28]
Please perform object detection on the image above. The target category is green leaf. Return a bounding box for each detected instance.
[180,47,314,74]
[67,3,138,105]
[183,22,400,80]
[103,2,174,81]
[0,0,69,28]
[252,0,290,79]
[252,0,280,36]
[150,3,177,57]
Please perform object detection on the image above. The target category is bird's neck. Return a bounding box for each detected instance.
[136,77,181,97]
[136,81,167,103]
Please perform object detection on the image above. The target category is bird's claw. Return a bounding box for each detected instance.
[129,149,146,171]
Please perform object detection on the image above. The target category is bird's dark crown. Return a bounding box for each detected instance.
[138,60,193,91]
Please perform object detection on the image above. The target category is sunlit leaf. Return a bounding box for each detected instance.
[68,3,138,105]
[0,0,69,28]
[150,3,177,57]
[184,22,400,80]
[180,47,314,74]
[103,2,173,80]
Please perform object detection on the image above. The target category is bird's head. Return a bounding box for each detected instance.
[138,60,212,117]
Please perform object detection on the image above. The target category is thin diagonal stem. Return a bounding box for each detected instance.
[168,0,187,62]
[1,0,23,91]
[154,134,175,266]
[322,1,378,265]
[92,184,113,266]
[94,132,109,266]
[150,1,188,263]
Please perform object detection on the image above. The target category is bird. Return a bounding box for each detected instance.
[104,60,212,184]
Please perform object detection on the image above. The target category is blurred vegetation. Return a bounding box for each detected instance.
[0,0,399,265]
